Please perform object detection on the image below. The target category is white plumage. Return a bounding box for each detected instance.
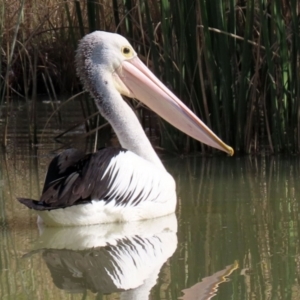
[18,31,233,226]
[35,150,175,226]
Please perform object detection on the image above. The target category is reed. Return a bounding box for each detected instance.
[1,0,300,154]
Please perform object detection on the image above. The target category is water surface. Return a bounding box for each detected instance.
[1,100,300,299]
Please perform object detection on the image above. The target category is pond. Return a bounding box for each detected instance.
[0,100,300,299]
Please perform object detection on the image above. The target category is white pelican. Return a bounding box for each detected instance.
[18,31,233,226]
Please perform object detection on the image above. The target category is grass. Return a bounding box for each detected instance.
[1,0,300,154]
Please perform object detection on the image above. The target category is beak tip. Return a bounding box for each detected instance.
[227,146,234,156]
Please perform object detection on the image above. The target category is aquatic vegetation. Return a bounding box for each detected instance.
[1,0,300,154]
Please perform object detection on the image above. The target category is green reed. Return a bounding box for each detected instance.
[1,0,300,154]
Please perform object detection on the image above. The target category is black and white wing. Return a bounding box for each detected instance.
[18,147,168,211]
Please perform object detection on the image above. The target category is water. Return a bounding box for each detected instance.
[1,100,300,299]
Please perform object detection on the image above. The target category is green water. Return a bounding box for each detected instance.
[1,101,300,299]
[1,152,300,300]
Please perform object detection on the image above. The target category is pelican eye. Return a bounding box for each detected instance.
[121,46,132,57]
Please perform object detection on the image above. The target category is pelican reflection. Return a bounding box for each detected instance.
[27,214,177,298]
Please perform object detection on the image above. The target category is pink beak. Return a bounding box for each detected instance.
[115,56,234,156]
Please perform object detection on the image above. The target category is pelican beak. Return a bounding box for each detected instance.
[114,56,234,156]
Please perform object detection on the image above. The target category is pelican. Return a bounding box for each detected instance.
[18,31,233,226]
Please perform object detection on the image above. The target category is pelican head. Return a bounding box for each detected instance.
[76,31,234,156]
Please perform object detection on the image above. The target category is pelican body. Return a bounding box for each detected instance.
[18,31,233,226]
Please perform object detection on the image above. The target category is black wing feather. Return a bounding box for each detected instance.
[42,148,86,193]
[18,147,127,211]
